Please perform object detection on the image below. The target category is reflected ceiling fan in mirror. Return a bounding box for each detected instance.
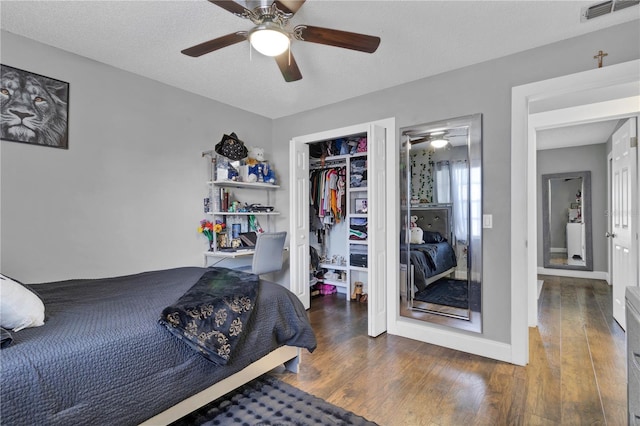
[181,0,381,82]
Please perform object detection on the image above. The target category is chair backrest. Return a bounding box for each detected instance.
[251,232,287,276]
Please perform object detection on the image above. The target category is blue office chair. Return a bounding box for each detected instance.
[237,232,287,276]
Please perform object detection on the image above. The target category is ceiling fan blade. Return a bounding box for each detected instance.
[208,0,250,17]
[274,0,306,15]
[294,25,380,53]
[181,32,247,57]
[275,51,302,82]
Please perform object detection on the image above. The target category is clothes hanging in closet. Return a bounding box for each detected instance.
[310,166,346,225]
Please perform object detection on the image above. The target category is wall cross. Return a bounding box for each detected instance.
[593,50,608,68]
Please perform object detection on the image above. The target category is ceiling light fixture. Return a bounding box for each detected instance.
[430,138,449,148]
[249,22,290,57]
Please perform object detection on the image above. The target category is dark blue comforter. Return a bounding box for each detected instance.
[402,242,457,291]
[0,267,316,426]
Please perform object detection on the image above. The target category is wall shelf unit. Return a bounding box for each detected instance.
[202,152,280,263]
[208,181,280,190]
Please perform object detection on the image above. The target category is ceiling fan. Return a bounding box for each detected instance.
[181,0,381,82]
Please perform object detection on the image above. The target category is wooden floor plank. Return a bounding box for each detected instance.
[273,277,627,425]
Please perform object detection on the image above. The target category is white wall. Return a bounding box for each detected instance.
[0,32,272,283]
[271,20,640,344]
[536,144,608,271]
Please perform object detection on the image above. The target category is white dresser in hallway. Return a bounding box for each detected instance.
[626,286,640,424]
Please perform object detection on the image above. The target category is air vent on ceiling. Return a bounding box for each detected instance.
[581,0,639,21]
[614,0,640,10]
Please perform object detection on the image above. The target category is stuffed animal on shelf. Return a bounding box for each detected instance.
[247,147,266,182]
[246,147,265,165]
[262,162,276,184]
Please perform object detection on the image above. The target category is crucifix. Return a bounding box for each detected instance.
[594,50,608,68]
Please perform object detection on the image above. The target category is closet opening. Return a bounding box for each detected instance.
[307,133,370,310]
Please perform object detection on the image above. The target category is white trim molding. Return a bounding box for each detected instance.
[537,267,608,281]
[511,59,640,366]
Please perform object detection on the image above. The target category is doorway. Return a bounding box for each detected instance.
[510,59,640,365]
[288,118,395,337]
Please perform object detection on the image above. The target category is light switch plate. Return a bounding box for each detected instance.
[483,214,493,228]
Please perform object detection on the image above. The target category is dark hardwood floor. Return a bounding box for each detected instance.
[272,276,627,425]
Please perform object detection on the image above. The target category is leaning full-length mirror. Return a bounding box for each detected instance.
[399,114,482,333]
[542,171,593,271]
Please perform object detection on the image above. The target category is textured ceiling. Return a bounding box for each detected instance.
[1,1,638,119]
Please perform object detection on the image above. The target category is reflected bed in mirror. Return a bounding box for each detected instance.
[542,171,593,271]
[399,114,482,333]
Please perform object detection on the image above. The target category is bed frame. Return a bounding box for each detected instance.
[140,345,300,425]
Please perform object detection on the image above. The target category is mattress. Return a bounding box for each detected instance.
[0,267,316,426]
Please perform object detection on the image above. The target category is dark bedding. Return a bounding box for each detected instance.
[159,268,260,365]
[0,267,316,426]
[402,242,457,291]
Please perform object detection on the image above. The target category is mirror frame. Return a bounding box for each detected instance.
[399,113,482,333]
[541,171,593,271]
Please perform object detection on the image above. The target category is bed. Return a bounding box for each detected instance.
[0,266,317,426]
[401,206,458,298]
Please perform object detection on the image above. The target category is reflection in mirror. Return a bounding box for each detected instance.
[399,114,482,333]
[542,171,593,271]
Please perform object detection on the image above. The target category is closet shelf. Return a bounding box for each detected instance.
[322,279,348,287]
[310,152,368,165]
[319,263,347,270]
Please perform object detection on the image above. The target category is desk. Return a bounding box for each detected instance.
[203,250,254,267]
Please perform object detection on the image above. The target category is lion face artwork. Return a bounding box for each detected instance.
[1,65,69,149]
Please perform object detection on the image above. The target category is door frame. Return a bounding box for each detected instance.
[289,118,395,337]
[511,59,640,365]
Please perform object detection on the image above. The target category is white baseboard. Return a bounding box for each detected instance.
[388,319,520,365]
[537,267,607,281]
[550,248,568,253]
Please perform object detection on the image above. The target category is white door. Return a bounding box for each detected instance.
[611,117,638,330]
[289,141,310,308]
[367,124,387,336]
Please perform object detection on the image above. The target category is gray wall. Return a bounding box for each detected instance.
[0,31,272,283]
[537,144,608,271]
[1,21,637,346]
[271,21,639,344]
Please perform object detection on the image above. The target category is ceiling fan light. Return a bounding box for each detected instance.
[431,138,448,148]
[249,25,290,57]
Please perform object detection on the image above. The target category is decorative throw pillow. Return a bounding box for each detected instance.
[423,231,445,243]
[0,274,45,332]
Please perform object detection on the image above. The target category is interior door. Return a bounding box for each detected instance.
[367,124,387,336]
[611,117,638,330]
[289,141,310,309]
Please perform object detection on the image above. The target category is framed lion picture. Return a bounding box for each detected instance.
[1,64,69,149]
